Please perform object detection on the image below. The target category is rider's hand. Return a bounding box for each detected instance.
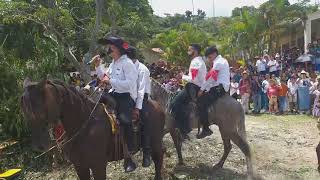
[101,75,110,84]
[198,90,204,97]
[91,55,101,67]
[132,108,140,122]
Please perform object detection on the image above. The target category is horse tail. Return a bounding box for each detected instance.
[238,107,247,140]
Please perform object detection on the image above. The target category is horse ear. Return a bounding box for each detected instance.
[38,77,49,89]
[23,77,32,88]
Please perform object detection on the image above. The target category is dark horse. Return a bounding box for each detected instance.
[21,78,165,180]
[151,79,254,177]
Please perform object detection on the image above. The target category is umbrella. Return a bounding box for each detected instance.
[295,54,314,63]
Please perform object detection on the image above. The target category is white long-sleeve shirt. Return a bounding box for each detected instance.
[182,56,207,87]
[107,55,138,100]
[134,60,151,110]
[201,55,230,92]
[287,79,298,95]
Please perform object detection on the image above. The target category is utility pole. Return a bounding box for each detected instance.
[213,0,215,17]
[192,0,195,15]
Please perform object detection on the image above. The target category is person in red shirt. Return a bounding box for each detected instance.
[239,71,251,114]
[267,79,281,113]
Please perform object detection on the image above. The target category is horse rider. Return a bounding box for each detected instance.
[97,35,138,172]
[126,46,152,167]
[170,44,207,139]
[197,46,230,139]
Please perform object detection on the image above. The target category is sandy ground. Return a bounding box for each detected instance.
[12,115,320,179]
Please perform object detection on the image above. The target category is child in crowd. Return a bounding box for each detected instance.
[278,80,288,114]
[230,78,239,100]
[239,71,251,114]
[267,79,280,113]
[312,83,320,118]
[287,75,298,113]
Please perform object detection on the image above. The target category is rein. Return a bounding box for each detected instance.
[35,83,105,159]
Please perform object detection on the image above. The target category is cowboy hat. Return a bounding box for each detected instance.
[299,70,309,78]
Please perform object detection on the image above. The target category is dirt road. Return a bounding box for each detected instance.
[23,115,320,179]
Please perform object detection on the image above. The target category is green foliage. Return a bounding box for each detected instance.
[150,23,214,66]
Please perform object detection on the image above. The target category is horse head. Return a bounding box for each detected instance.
[21,78,63,152]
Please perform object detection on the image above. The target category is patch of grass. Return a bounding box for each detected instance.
[0,139,54,178]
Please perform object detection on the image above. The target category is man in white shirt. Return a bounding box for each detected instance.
[98,36,138,172]
[255,57,267,75]
[126,46,152,167]
[267,55,278,76]
[197,47,230,139]
[170,44,207,139]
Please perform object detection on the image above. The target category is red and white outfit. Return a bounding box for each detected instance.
[182,56,207,87]
[201,55,230,92]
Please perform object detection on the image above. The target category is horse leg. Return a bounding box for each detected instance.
[230,133,253,177]
[151,146,164,180]
[316,142,320,172]
[213,135,232,169]
[74,165,90,180]
[170,128,183,165]
[91,164,106,180]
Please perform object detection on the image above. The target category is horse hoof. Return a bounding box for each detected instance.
[213,163,223,169]
[318,166,320,173]
[154,175,162,180]
[178,161,185,166]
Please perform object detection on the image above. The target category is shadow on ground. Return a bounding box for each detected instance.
[170,163,264,180]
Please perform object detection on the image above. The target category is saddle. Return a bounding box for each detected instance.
[100,103,142,161]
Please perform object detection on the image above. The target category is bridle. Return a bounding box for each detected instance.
[35,82,104,159]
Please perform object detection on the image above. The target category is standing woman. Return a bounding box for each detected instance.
[97,36,138,172]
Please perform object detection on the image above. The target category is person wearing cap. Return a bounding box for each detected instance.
[97,35,138,172]
[275,53,282,77]
[197,46,230,139]
[126,46,152,167]
[297,70,311,87]
[170,43,207,139]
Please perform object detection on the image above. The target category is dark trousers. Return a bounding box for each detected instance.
[103,91,135,152]
[141,94,151,153]
[198,85,226,129]
[170,83,200,135]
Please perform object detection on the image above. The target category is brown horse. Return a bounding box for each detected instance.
[21,78,165,180]
[151,79,253,177]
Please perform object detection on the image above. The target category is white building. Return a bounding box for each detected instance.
[279,10,320,54]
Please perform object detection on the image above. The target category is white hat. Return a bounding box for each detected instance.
[84,84,91,90]
[275,53,280,58]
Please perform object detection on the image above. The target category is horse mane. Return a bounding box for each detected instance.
[150,78,177,112]
[48,79,95,111]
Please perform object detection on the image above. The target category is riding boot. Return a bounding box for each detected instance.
[141,109,152,167]
[141,130,152,167]
[124,157,137,172]
[142,150,151,167]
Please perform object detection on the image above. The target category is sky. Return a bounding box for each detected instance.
[148,0,318,17]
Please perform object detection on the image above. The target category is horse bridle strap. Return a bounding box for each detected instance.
[36,83,105,159]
